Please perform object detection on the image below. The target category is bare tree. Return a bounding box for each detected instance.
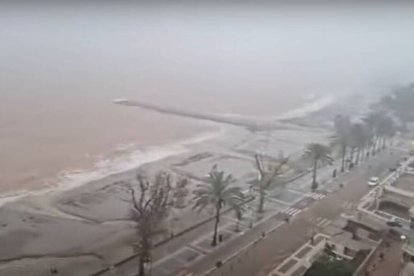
[127,171,173,276]
[172,178,190,209]
[254,154,288,213]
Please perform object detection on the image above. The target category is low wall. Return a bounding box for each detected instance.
[354,243,381,276]
[382,186,414,208]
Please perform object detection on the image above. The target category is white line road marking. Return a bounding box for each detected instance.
[316,217,331,228]
[187,244,209,255]
[342,201,354,210]
[281,207,302,217]
[307,193,326,200]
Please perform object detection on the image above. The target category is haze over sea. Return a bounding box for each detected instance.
[1,2,414,194]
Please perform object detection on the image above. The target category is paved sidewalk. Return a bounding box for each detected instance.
[189,150,404,276]
[362,240,403,276]
[98,149,404,276]
[98,157,343,276]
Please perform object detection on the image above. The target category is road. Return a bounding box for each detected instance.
[187,149,405,276]
[98,148,405,276]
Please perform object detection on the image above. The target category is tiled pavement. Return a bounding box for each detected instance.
[144,163,344,275]
[98,152,403,276]
[189,150,405,276]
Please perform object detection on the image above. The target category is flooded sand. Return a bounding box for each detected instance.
[0,90,313,195]
[1,2,413,195]
[0,97,215,193]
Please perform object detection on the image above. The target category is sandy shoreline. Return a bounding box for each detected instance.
[0,95,369,276]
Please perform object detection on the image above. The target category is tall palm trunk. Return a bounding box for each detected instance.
[363,147,368,160]
[378,137,383,151]
[235,215,241,232]
[341,145,347,173]
[311,159,318,191]
[377,137,381,152]
[138,256,145,276]
[356,148,361,165]
[212,202,221,246]
[372,137,379,155]
[349,147,355,168]
[258,188,265,213]
[371,141,375,155]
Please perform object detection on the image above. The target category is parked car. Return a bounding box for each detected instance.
[368,177,379,187]
[386,220,403,228]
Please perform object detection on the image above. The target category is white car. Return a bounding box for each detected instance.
[368,177,379,187]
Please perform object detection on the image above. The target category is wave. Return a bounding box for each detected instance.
[0,125,226,207]
[0,95,335,207]
[58,126,227,193]
[276,95,336,120]
[0,193,29,207]
[218,95,337,122]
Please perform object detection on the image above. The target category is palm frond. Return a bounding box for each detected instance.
[192,165,241,214]
[303,143,332,165]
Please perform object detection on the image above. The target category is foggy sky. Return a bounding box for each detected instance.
[1,2,414,108]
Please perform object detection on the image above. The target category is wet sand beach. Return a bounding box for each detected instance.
[0,100,351,276]
[1,3,409,275]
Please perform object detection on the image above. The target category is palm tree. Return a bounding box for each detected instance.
[254,154,288,213]
[376,115,397,149]
[363,111,382,155]
[332,115,351,172]
[303,143,333,191]
[349,123,370,166]
[231,201,245,232]
[192,165,244,246]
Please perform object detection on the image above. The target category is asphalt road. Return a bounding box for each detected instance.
[98,148,405,276]
[187,148,406,276]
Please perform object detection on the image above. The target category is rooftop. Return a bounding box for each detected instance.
[403,234,414,257]
[394,173,414,193]
[401,261,414,276]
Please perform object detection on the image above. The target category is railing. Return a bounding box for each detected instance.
[353,245,380,276]
[402,242,414,257]
[357,156,414,217]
